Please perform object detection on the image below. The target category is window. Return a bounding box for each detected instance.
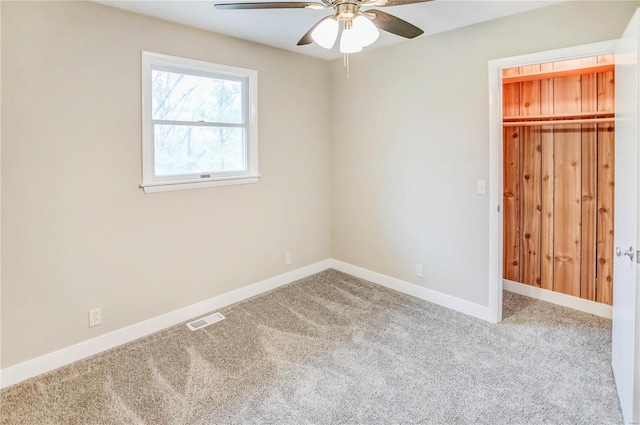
[141,52,258,193]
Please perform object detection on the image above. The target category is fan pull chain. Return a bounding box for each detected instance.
[343,53,350,78]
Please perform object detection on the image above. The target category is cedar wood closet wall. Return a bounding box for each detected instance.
[502,56,615,305]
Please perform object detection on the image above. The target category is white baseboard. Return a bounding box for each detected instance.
[1,259,494,389]
[0,259,332,390]
[331,260,490,321]
[503,279,613,319]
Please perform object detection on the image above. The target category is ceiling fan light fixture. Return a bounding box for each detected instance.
[340,27,363,54]
[352,15,379,47]
[311,17,339,49]
[216,0,426,54]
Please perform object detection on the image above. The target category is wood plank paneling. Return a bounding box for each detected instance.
[502,67,519,78]
[596,69,615,305]
[520,127,542,286]
[540,62,554,290]
[519,66,542,287]
[503,132,520,282]
[553,74,582,297]
[597,54,614,64]
[598,70,615,112]
[553,58,584,70]
[597,125,614,305]
[503,80,520,282]
[581,57,598,301]
[502,56,615,305]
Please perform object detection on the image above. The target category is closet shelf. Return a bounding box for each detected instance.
[502,63,614,84]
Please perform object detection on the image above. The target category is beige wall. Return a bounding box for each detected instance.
[1,1,331,368]
[2,0,639,370]
[330,1,638,306]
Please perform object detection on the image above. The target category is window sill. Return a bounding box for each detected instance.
[140,175,260,193]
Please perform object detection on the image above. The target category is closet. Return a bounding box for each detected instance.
[502,55,615,305]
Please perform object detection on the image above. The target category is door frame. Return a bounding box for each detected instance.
[487,40,618,323]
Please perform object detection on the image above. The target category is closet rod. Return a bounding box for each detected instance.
[503,117,615,127]
[503,112,614,122]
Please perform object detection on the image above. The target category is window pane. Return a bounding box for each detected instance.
[152,70,243,123]
[154,125,246,177]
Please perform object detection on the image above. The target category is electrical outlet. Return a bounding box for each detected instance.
[285,253,292,266]
[416,264,424,278]
[89,308,102,327]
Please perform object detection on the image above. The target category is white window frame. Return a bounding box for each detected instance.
[140,51,259,193]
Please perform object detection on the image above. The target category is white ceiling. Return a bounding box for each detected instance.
[98,0,561,60]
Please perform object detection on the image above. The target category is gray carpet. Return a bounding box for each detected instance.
[0,269,623,424]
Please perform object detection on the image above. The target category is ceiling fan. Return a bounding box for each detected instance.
[214,0,432,54]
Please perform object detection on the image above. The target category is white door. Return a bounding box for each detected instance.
[613,9,640,424]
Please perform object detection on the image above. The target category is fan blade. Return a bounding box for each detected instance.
[215,2,329,10]
[367,9,423,39]
[297,16,332,45]
[367,0,433,6]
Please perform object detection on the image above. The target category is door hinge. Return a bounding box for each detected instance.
[637,250,640,264]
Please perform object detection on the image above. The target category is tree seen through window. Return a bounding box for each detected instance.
[151,70,246,176]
